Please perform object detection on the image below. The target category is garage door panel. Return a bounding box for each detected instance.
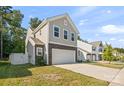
[52,49,75,65]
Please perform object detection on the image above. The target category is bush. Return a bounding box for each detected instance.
[120,56,124,62]
[36,56,46,66]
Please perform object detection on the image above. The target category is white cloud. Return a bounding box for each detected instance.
[110,38,116,41]
[95,34,99,37]
[118,39,124,42]
[102,10,112,14]
[106,10,112,14]
[79,19,88,26]
[72,6,96,17]
[101,25,124,34]
[29,15,34,18]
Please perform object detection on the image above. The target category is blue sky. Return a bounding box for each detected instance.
[13,6,124,48]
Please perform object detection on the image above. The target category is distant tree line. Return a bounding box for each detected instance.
[114,48,124,53]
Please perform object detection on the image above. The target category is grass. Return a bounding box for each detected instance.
[84,61,124,69]
[0,61,109,86]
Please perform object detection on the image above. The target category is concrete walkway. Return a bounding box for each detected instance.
[54,63,123,85]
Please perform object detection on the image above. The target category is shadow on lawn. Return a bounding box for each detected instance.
[0,62,34,79]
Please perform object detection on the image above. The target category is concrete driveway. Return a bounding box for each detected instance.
[54,63,122,85]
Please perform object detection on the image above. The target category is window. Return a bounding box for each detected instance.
[78,51,80,56]
[99,48,102,52]
[71,33,75,41]
[37,47,43,56]
[92,47,96,51]
[64,30,68,39]
[53,26,59,37]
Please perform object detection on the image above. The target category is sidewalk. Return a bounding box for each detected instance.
[109,68,124,86]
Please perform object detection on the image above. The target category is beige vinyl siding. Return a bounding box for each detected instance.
[35,23,49,64]
[49,17,77,47]
[27,41,35,64]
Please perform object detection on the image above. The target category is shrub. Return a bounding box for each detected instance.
[36,56,46,66]
[120,56,124,62]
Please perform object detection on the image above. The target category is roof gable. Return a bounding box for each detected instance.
[90,41,103,47]
[33,13,79,34]
[47,13,79,34]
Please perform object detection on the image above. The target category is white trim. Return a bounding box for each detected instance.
[53,25,60,39]
[49,41,76,47]
[63,29,68,40]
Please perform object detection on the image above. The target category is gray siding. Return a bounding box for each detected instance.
[49,17,77,47]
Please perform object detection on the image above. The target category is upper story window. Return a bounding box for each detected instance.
[92,47,96,51]
[71,33,75,41]
[53,25,60,38]
[64,20,68,26]
[64,30,68,40]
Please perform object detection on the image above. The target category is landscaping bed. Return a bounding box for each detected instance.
[0,61,109,86]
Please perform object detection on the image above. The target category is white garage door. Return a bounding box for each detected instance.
[52,49,75,65]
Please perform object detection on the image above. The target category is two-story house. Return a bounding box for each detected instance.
[90,41,103,61]
[25,13,79,65]
[77,40,103,61]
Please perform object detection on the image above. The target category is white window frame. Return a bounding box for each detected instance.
[71,32,75,41]
[53,25,60,38]
[36,47,43,56]
[63,29,68,40]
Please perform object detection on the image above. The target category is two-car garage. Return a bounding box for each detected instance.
[52,49,76,65]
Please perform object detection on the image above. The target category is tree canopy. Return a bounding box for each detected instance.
[0,6,26,58]
[29,17,42,30]
[102,44,113,63]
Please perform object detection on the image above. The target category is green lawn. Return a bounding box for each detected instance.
[0,61,109,86]
[84,61,124,69]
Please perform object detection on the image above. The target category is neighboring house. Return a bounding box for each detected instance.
[25,13,79,65]
[113,50,124,57]
[77,40,104,61]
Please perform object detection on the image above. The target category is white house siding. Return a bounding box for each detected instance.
[77,40,92,53]
[25,28,34,54]
[77,48,88,61]
[77,40,92,61]
[35,23,49,64]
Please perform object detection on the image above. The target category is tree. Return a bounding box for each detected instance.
[0,6,25,58]
[103,44,113,63]
[29,17,42,30]
[0,6,13,59]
